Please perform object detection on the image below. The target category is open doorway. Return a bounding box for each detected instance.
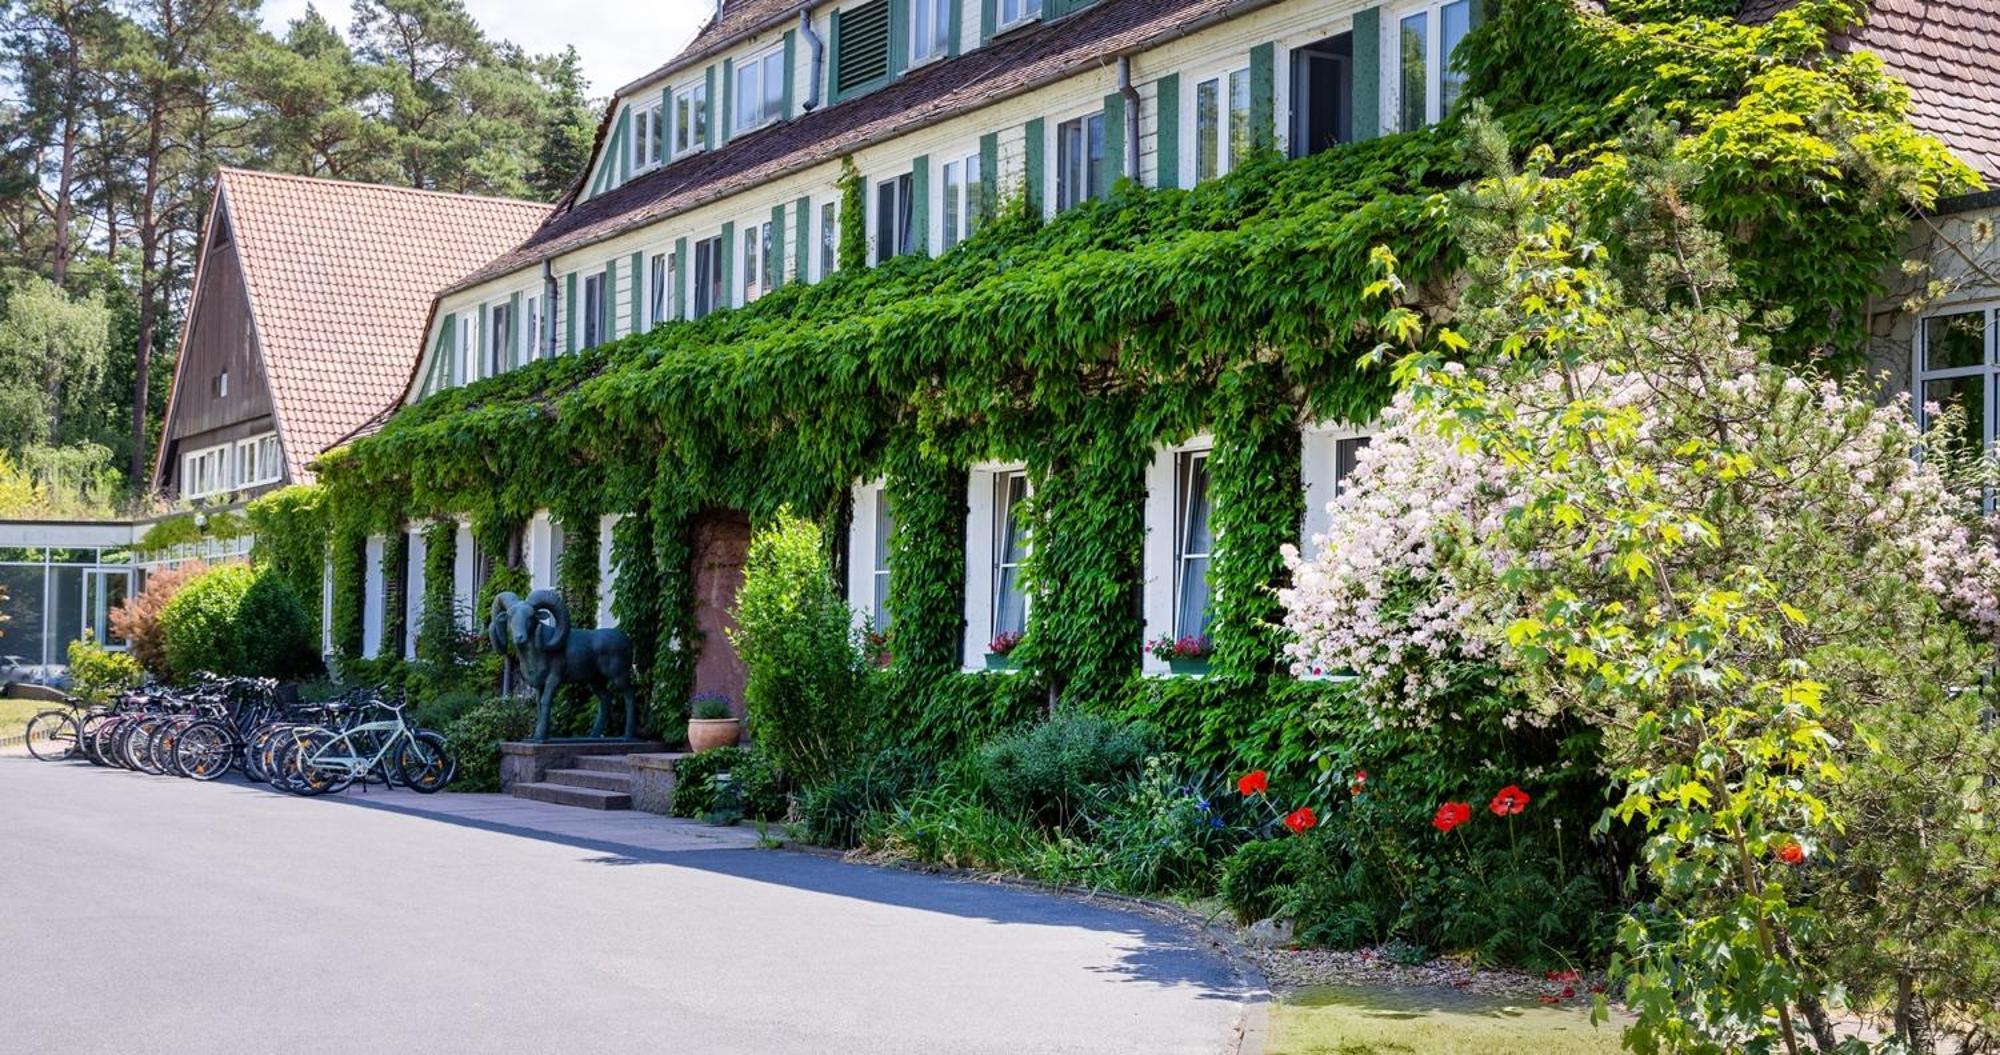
[1291,31,1354,159]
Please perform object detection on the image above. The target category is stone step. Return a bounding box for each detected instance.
[545,768,632,793]
[510,782,632,810]
[574,754,634,773]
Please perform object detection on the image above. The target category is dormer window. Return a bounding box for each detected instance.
[673,82,708,156]
[910,0,951,63]
[632,101,664,172]
[733,45,785,134]
[213,371,228,397]
[996,0,1041,33]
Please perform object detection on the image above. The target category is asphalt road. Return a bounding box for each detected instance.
[0,757,1254,1054]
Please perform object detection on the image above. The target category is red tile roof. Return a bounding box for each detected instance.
[614,0,803,97]
[206,169,549,479]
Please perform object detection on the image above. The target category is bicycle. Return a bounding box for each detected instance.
[23,696,88,762]
[281,697,454,797]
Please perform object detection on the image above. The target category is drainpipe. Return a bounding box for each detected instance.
[799,8,825,112]
[1117,55,1141,186]
[541,260,558,359]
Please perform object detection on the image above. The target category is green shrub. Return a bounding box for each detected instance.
[864,784,1060,876]
[1079,755,1243,894]
[1219,838,1307,924]
[670,745,787,823]
[237,569,322,680]
[729,510,871,785]
[797,746,932,849]
[65,638,142,703]
[159,564,256,679]
[440,697,536,792]
[975,710,1153,832]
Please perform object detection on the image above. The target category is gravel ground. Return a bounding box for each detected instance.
[1252,944,1610,1007]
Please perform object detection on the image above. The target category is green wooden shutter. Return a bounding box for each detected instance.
[616,108,632,182]
[889,0,909,76]
[719,221,736,309]
[508,292,523,368]
[947,0,963,56]
[792,196,810,282]
[1102,92,1126,188]
[477,301,489,378]
[601,259,616,344]
[978,132,999,221]
[1023,118,1045,217]
[704,65,719,150]
[720,58,734,146]
[673,236,688,319]
[1250,42,1276,153]
[438,313,456,386]
[1155,73,1181,190]
[661,87,674,163]
[827,9,844,96]
[979,0,995,46]
[427,318,453,392]
[1351,7,1381,141]
[564,272,578,354]
[909,155,930,254]
[629,251,643,333]
[770,204,787,287]
[782,30,797,116]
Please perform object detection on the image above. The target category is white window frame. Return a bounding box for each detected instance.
[597,513,624,628]
[909,0,951,64]
[456,310,477,384]
[1301,421,1374,556]
[733,44,786,135]
[846,479,893,630]
[404,524,426,660]
[1390,0,1472,132]
[874,172,914,264]
[996,0,1041,34]
[937,146,983,252]
[525,293,544,363]
[962,462,1031,670]
[742,219,777,304]
[582,270,607,348]
[230,432,282,490]
[1186,63,1253,185]
[1142,434,1214,675]
[1914,302,2000,503]
[181,442,232,499]
[487,299,513,375]
[631,101,664,173]
[361,534,385,660]
[648,251,672,328]
[818,198,839,281]
[1054,109,1107,212]
[692,234,724,318]
[673,81,709,156]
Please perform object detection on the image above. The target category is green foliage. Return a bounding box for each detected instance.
[0,273,110,453]
[439,697,535,792]
[247,485,327,638]
[729,510,872,785]
[237,568,322,680]
[0,444,125,519]
[1219,837,1307,925]
[670,745,788,824]
[973,711,1153,832]
[159,564,257,679]
[795,746,931,849]
[137,510,250,552]
[64,638,142,703]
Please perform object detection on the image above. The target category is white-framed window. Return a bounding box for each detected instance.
[1142,435,1215,673]
[456,310,477,382]
[1055,111,1106,211]
[632,101,664,172]
[961,463,1031,665]
[940,150,983,251]
[525,294,543,362]
[488,300,513,375]
[673,82,709,156]
[991,470,1030,640]
[649,251,672,327]
[820,200,838,279]
[1192,67,1252,183]
[1915,305,1997,500]
[693,235,724,318]
[734,44,786,134]
[1393,0,1472,132]
[232,433,282,490]
[1301,422,1374,554]
[875,173,913,264]
[910,0,950,63]
[743,220,777,303]
[846,480,895,630]
[181,443,231,499]
[997,0,1040,33]
[582,270,607,348]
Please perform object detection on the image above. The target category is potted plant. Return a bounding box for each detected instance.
[865,628,893,668]
[686,692,742,752]
[984,631,1023,671]
[1148,633,1213,675]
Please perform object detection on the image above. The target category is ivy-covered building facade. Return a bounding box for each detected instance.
[304,0,2000,759]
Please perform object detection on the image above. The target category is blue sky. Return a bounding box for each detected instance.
[259,0,713,96]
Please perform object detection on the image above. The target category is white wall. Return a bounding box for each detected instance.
[597,513,623,628]
[404,525,427,659]
[361,534,385,660]
[453,520,477,630]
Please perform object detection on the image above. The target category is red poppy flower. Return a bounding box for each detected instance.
[1237,770,1269,797]
[1350,770,1369,796]
[1284,807,1318,834]
[1775,841,1805,865]
[1432,801,1472,833]
[1489,784,1531,816]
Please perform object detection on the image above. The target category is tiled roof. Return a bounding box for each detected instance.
[1741,0,2000,180]
[614,0,804,97]
[448,0,1271,294]
[206,169,549,478]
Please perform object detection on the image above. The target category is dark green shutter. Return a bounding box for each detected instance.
[508,291,523,367]
[770,204,787,287]
[720,221,736,309]
[1023,117,1045,216]
[629,251,643,333]
[889,0,909,76]
[792,196,810,282]
[827,10,844,95]
[616,108,632,182]
[782,30,797,116]
[673,236,688,319]
[1156,73,1180,189]
[430,315,454,390]
[720,58,734,145]
[1102,92,1126,188]
[979,0,995,46]
[565,272,578,353]
[947,0,962,56]
[477,300,489,377]
[1351,7,1381,141]
[661,87,674,163]
[704,65,718,150]
[909,155,929,254]
[978,132,999,220]
[601,259,615,345]
[1250,42,1276,153]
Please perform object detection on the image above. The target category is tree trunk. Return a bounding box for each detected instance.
[1895,972,1937,1055]
[129,101,164,486]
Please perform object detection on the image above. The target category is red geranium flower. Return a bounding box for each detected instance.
[1237,770,1269,797]
[1284,807,1318,834]
[1350,769,1368,796]
[1775,840,1806,865]
[1432,801,1472,833]
[1489,784,1531,816]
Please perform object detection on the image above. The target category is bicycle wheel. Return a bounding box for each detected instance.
[79,714,116,766]
[173,720,235,781]
[288,730,354,797]
[24,710,80,761]
[395,731,454,794]
[125,718,166,774]
[147,720,183,776]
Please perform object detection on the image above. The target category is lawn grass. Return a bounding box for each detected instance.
[0,698,50,740]
[1269,985,1627,1055]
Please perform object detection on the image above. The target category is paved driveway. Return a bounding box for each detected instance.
[0,757,1256,1054]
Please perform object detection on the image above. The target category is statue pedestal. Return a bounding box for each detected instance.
[498,740,667,790]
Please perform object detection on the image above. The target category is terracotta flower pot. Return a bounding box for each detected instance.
[687,717,742,753]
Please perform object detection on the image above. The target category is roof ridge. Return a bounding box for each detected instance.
[216,167,552,211]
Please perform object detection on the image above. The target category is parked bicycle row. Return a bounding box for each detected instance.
[20,675,456,796]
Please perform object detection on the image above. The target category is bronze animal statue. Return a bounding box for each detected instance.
[488,589,638,741]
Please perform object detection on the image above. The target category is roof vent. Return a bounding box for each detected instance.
[834,0,891,93]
